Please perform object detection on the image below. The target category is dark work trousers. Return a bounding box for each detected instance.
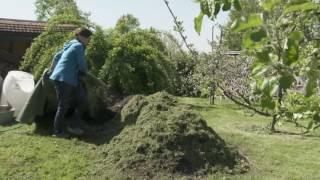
[53,81,87,133]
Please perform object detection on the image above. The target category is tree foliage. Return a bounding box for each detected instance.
[158,31,201,96]
[195,0,320,132]
[222,0,261,50]
[35,0,90,22]
[20,1,90,79]
[86,26,110,76]
[115,14,140,34]
[98,29,176,95]
[23,2,178,95]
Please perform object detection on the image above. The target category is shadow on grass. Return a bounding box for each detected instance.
[78,112,128,145]
[178,103,217,112]
[272,130,320,139]
[237,124,269,134]
[0,119,19,127]
[0,120,24,133]
[32,109,126,145]
[237,123,320,139]
[33,96,135,145]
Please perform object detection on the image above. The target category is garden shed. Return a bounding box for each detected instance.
[0,18,45,77]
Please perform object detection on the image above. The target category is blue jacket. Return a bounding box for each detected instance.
[50,39,87,87]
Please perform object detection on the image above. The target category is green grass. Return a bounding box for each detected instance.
[179,97,320,180]
[1,97,320,179]
[0,125,97,179]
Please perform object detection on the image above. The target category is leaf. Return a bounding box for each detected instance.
[313,113,320,123]
[200,0,211,17]
[233,14,263,32]
[233,0,241,11]
[279,73,294,89]
[261,95,276,109]
[222,0,232,11]
[283,31,304,66]
[256,50,271,64]
[261,77,278,96]
[305,53,320,97]
[306,74,318,97]
[261,0,281,11]
[252,63,270,76]
[242,29,267,50]
[243,33,255,49]
[214,3,221,16]
[285,2,319,13]
[250,28,267,42]
[290,31,304,41]
[268,77,279,96]
[194,12,204,35]
[259,77,278,110]
[307,120,314,130]
[270,83,279,97]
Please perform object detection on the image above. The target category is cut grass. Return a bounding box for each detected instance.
[0,97,320,179]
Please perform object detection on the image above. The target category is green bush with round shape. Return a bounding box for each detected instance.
[99,29,176,95]
[20,14,88,80]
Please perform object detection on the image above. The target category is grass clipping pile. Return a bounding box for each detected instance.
[99,92,248,178]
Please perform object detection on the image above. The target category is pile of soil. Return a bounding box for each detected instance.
[97,92,248,179]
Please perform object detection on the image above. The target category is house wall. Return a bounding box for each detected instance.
[0,32,37,77]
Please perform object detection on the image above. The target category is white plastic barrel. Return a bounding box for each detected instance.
[0,71,34,117]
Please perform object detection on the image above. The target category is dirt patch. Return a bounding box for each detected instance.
[97,92,249,179]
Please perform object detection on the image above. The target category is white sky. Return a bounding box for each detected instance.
[0,0,229,52]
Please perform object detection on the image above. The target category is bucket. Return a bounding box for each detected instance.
[0,71,34,117]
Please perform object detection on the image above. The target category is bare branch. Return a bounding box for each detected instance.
[218,84,271,117]
[163,0,198,59]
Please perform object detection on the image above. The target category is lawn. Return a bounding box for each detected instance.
[0,97,320,179]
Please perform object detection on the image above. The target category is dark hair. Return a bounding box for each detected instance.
[75,27,92,38]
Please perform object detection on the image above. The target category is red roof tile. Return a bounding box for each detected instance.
[0,18,77,33]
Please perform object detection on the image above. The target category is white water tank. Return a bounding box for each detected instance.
[0,71,35,117]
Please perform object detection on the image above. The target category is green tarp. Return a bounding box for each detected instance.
[17,70,113,124]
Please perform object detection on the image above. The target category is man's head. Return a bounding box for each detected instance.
[75,27,92,46]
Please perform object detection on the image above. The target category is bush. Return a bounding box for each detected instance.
[20,14,87,80]
[86,26,110,76]
[99,29,176,95]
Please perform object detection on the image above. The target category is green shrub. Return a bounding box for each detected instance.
[20,14,87,80]
[86,26,110,76]
[99,29,176,95]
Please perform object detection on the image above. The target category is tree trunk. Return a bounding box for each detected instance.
[209,90,215,105]
[270,87,283,132]
[270,115,277,132]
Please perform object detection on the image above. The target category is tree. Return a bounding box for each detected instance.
[158,31,185,60]
[222,0,261,50]
[158,31,199,96]
[163,0,203,96]
[21,1,91,79]
[35,0,90,22]
[115,14,140,34]
[194,0,320,132]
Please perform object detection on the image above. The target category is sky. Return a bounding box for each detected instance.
[0,0,229,52]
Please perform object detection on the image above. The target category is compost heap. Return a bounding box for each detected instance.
[98,92,248,179]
